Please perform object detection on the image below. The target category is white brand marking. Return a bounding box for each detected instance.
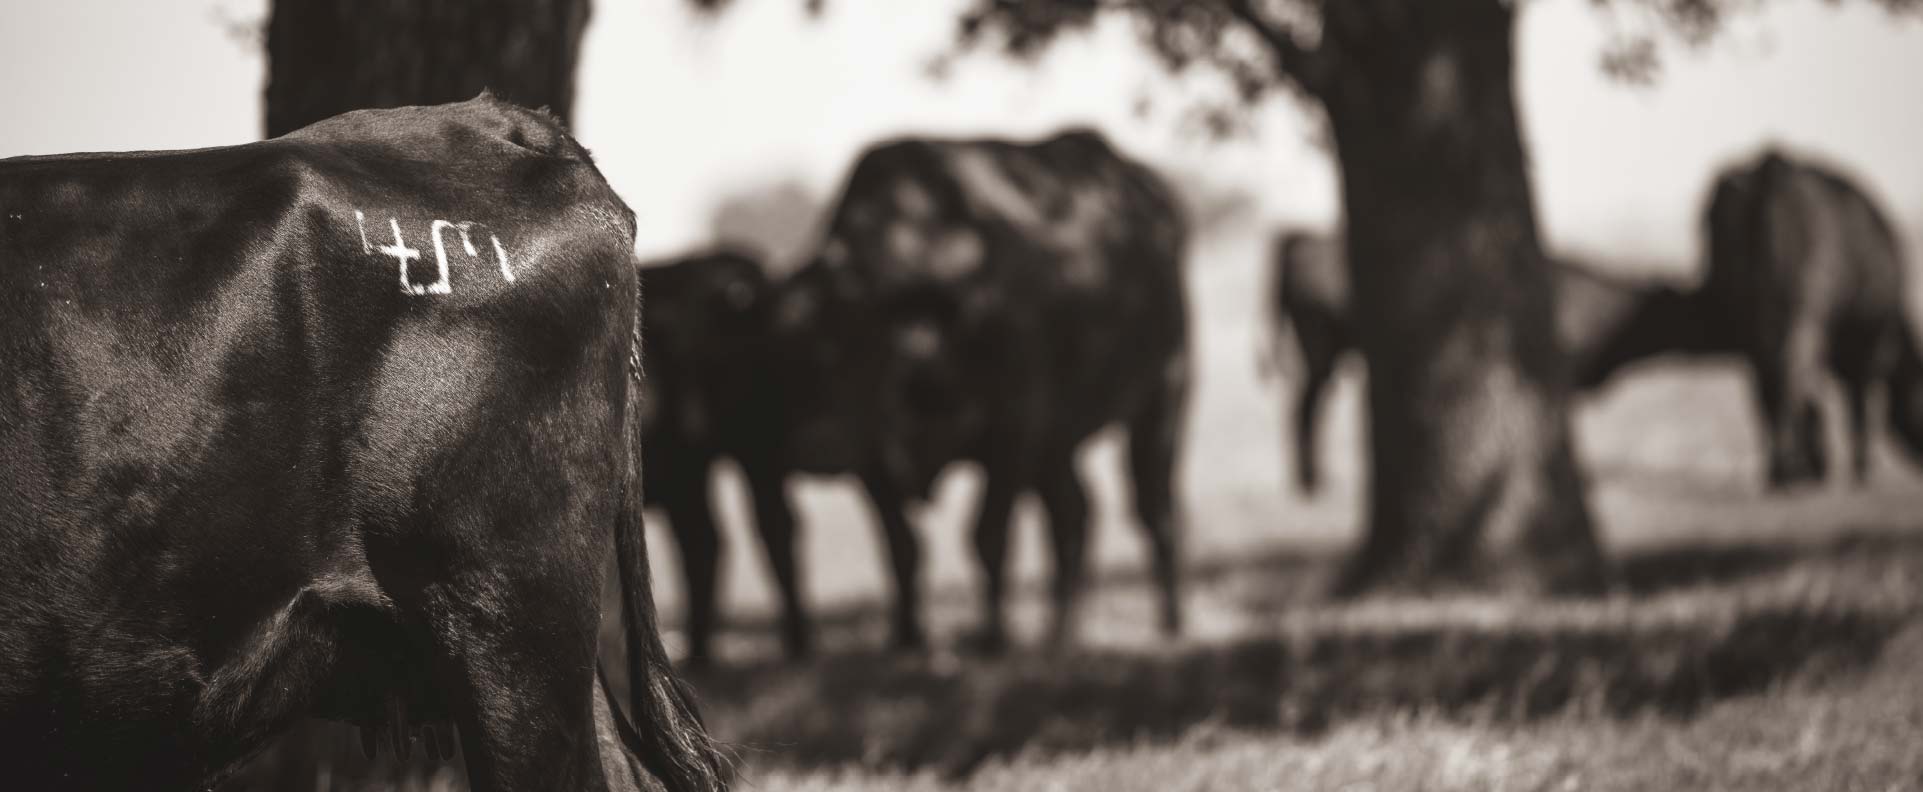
[354,209,517,295]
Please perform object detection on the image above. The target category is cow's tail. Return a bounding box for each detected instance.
[1885,317,1923,467]
[612,271,730,792]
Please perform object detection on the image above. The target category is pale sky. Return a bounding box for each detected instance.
[3,0,1920,269]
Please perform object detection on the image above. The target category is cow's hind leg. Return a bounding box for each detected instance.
[742,454,810,659]
[1843,375,1872,483]
[416,558,609,791]
[1038,451,1091,648]
[1128,355,1190,637]
[657,455,723,668]
[1755,322,1830,489]
[396,466,615,792]
[1832,321,1892,485]
[861,471,927,651]
[965,468,1021,653]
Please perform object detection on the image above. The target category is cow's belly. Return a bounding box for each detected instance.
[0,393,404,787]
[0,564,396,790]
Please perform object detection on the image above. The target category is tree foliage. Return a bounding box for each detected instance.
[934,0,1922,115]
[692,0,1908,107]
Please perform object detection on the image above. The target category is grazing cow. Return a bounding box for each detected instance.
[638,250,810,665]
[771,128,1192,651]
[1702,149,1923,487]
[0,97,723,791]
[1264,230,1731,494]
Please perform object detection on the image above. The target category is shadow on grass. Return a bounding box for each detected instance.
[686,525,1923,776]
[219,525,1923,789]
[1612,526,1923,594]
[693,591,1910,777]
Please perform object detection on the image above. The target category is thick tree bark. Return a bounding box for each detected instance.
[265,0,591,138]
[1314,0,1606,594]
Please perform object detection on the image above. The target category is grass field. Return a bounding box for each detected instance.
[220,230,1923,790]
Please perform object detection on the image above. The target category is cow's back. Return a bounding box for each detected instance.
[0,97,640,787]
[1704,150,1906,333]
[849,130,1186,420]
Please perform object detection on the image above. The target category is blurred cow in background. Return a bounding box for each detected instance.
[770,128,1193,652]
[638,250,811,665]
[1702,149,1923,487]
[1264,231,1732,495]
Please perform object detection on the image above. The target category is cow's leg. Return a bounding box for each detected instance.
[394,415,624,790]
[1832,322,1890,486]
[1789,322,1831,485]
[1751,350,1795,487]
[420,559,608,791]
[1844,374,1872,484]
[1756,320,1829,488]
[861,471,926,651]
[741,455,810,659]
[1037,452,1091,648]
[1292,327,1341,496]
[661,464,723,669]
[1129,357,1190,637]
[966,469,1022,653]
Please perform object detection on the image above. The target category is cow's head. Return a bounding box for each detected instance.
[867,284,1002,498]
[768,256,1000,498]
[766,260,885,475]
[1571,285,1727,391]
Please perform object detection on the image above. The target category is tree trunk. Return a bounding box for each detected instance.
[265,0,591,138]
[1315,0,1605,594]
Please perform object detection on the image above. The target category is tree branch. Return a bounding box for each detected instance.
[1221,0,1331,95]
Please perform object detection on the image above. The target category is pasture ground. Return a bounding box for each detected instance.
[223,232,1923,790]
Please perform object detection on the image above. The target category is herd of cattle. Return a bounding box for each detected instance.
[1267,150,1923,494]
[648,137,1923,669]
[1,95,1919,791]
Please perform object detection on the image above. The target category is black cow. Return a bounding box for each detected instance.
[0,97,722,791]
[1264,230,1730,494]
[770,129,1192,651]
[1702,149,1923,486]
[638,250,810,665]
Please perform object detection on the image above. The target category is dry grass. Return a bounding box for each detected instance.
[688,526,1923,782]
